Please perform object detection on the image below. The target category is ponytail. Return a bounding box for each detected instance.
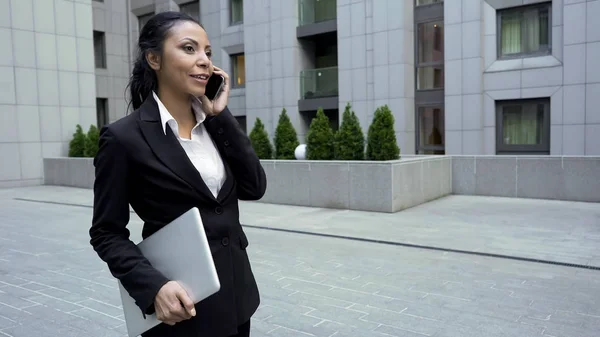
[128,55,157,111]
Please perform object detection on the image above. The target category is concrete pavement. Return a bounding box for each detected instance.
[0,186,599,336]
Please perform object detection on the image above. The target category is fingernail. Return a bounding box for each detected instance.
[191,308,196,316]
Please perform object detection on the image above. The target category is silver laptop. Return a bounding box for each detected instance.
[118,207,221,337]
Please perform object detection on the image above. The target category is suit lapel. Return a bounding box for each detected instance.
[136,95,219,202]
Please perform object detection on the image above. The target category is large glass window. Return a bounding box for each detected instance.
[498,2,551,58]
[93,31,106,69]
[231,54,245,88]
[496,99,550,154]
[230,0,243,25]
[417,106,445,154]
[416,21,444,90]
[180,2,200,22]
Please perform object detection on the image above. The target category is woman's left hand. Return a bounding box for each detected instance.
[200,65,229,116]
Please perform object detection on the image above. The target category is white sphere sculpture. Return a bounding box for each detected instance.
[294,144,307,160]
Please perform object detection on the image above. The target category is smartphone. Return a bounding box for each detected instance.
[204,73,224,101]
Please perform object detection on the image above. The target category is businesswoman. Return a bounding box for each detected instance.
[89,11,266,337]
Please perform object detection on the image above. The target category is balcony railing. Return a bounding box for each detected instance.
[300,66,338,99]
[298,0,337,26]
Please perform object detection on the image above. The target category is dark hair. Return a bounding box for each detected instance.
[126,11,202,112]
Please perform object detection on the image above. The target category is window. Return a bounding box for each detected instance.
[138,13,154,32]
[231,53,245,87]
[416,21,444,90]
[230,0,243,25]
[96,98,108,128]
[180,2,200,22]
[93,31,106,69]
[496,98,550,154]
[497,2,551,59]
[417,106,445,154]
[416,0,442,6]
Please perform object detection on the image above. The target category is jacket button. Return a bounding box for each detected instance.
[221,237,229,246]
[215,207,223,214]
[217,128,224,135]
[224,140,230,147]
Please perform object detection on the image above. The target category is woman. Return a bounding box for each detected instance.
[89,11,266,337]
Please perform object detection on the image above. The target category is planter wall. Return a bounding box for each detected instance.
[44,158,95,189]
[452,156,600,203]
[259,157,452,212]
[43,155,600,212]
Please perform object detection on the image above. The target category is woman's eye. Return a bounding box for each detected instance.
[184,46,194,52]
[206,51,212,58]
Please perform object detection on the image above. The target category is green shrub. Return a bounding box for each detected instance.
[306,108,335,160]
[366,105,400,161]
[274,108,299,159]
[249,118,273,159]
[68,124,86,157]
[84,125,100,157]
[334,103,364,160]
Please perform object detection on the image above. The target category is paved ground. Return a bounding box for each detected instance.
[0,186,599,336]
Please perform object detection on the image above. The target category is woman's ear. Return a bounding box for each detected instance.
[146,51,161,71]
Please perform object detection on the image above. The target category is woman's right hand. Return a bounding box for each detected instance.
[154,281,196,325]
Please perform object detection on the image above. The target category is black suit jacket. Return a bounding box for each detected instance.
[89,94,266,337]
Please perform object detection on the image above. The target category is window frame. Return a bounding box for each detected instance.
[93,30,106,69]
[230,53,246,88]
[415,19,445,92]
[96,98,109,128]
[416,104,446,155]
[495,98,551,155]
[138,13,154,33]
[179,2,200,22]
[415,0,443,7]
[230,0,243,25]
[496,2,552,60]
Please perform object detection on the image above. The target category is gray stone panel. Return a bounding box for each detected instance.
[452,156,476,195]
[349,163,393,212]
[308,163,350,209]
[261,161,312,207]
[516,157,566,200]
[474,157,517,197]
[563,157,600,203]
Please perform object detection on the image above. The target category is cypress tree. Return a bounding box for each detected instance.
[306,108,335,160]
[274,108,299,159]
[249,118,273,159]
[84,124,100,157]
[334,103,365,160]
[68,124,86,157]
[366,105,400,161]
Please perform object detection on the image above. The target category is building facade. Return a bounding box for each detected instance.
[1,0,599,187]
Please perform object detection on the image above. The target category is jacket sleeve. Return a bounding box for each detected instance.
[205,107,267,200]
[89,126,170,317]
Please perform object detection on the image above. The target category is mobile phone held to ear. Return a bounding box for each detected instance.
[204,74,224,101]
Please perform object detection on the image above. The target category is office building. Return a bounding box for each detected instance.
[1,0,599,188]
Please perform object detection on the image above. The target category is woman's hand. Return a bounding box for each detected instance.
[200,65,230,116]
[154,281,196,326]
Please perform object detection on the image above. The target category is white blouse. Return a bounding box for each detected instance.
[152,91,226,198]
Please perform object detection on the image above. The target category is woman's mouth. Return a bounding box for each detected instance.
[190,74,209,84]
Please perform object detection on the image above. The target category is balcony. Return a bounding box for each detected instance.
[297,0,337,38]
[298,66,339,112]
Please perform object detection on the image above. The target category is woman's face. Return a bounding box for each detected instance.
[150,21,213,98]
